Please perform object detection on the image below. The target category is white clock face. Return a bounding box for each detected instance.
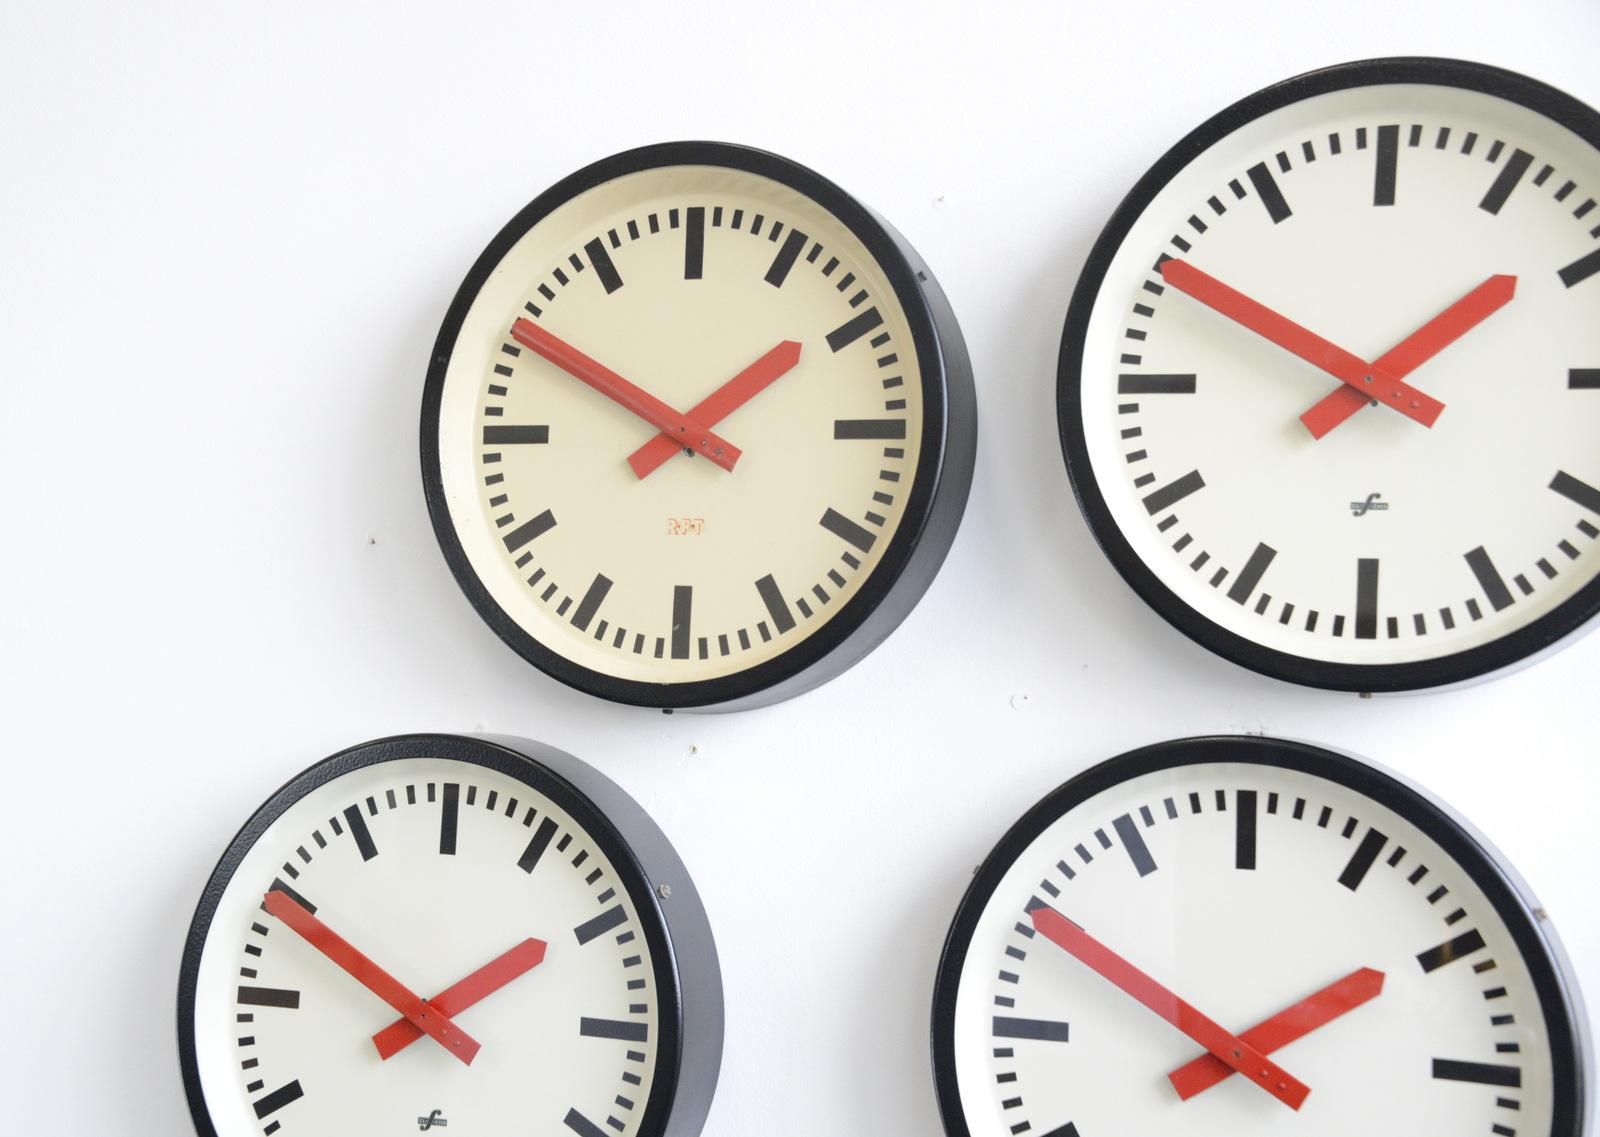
[430,152,934,698]
[187,754,668,1137]
[935,742,1583,1137]
[1065,63,1600,687]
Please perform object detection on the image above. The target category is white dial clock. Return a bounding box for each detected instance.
[1058,58,1600,690]
[178,735,722,1137]
[932,736,1590,1137]
[423,142,976,711]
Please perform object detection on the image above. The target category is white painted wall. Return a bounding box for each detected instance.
[2,2,1596,1133]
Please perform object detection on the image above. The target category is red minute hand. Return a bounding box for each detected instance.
[510,318,741,472]
[1030,906,1310,1110]
[1299,276,1515,438]
[628,340,803,479]
[1168,967,1384,1100]
[373,936,547,1060]
[263,890,480,1065]
[1159,259,1445,429]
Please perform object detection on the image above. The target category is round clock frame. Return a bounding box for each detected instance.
[930,734,1591,1137]
[1056,57,1600,692]
[176,733,723,1137]
[422,141,977,712]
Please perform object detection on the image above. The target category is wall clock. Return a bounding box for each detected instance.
[178,734,722,1137]
[1057,57,1600,691]
[423,141,976,711]
[932,735,1590,1137]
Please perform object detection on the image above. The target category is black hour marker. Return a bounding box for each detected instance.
[1117,373,1196,394]
[517,816,558,874]
[1246,160,1292,223]
[1337,827,1388,891]
[1374,124,1400,206]
[584,237,623,294]
[1418,928,1487,973]
[670,585,692,659]
[834,418,907,440]
[1432,1059,1522,1087]
[820,507,876,554]
[237,986,300,1009]
[993,1016,1070,1042]
[1570,369,1600,389]
[765,227,808,287]
[826,307,884,352]
[564,1109,608,1137]
[1236,789,1258,870]
[1040,1126,1081,1137]
[580,1017,650,1042]
[503,509,556,553]
[755,574,797,634]
[1143,470,1205,515]
[342,804,378,861]
[571,573,613,633]
[1464,546,1516,611]
[1480,148,1535,214]
[683,206,705,280]
[575,904,628,946]
[1559,247,1600,288]
[266,879,314,915]
[252,1081,304,1120]
[482,425,549,445]
[1111,812,1156,877]
[1550,469,1600,514]
[1355,558,1379,639]
[440,782,459,856]
[1226,542,1277,605]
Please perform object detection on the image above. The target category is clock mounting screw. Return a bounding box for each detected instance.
[658,884,672,899]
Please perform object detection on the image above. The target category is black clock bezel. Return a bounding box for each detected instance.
[422,140,976,712]
[930,735,1588,1137]
[1057,57,1600,692]
[177,733,720,1137]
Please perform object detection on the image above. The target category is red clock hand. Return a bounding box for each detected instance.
[262,890,481,1066]
[372,937,548,1060]
[1030,906,1310,1110]
[1299,275,1516,438]
[1158,258,1445,428]
[510,318,742,472]
[627,340,803,479]
[1168,967,1384,1099]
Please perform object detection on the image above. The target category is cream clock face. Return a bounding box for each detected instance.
[1059,59,1600,691]
[424,143,975,710]
[932,737,1589,1137]
[179,736,723,1137]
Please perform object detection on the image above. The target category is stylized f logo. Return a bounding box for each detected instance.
[418,1110,447,1131]
[1350,493,1388,517]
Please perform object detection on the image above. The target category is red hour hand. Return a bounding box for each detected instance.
[1299,275,1515,438]
[373,937,548,1060]
[1030,906,1310,1110]
[1159,258,1445,428]
[1168,967,1384,1100]
[263,890,480,1065]
[628,340,803,479]
[510,318,741,472]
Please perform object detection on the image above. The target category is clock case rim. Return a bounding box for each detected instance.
[929,734,1590,1137]
[176,733,723,1137]
[1056,56,1600,693]
[421,140,977,712]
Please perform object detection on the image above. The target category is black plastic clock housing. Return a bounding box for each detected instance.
[422,141,977,712]
[177,733,723,1137]
[1057,58,1600,691]
[930,735,1590,1137]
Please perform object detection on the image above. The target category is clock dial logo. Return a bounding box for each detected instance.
[179,736,722,1137]
[1059,59,1600,690]
[424,142,975,710]
[932,736,1588,1137]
